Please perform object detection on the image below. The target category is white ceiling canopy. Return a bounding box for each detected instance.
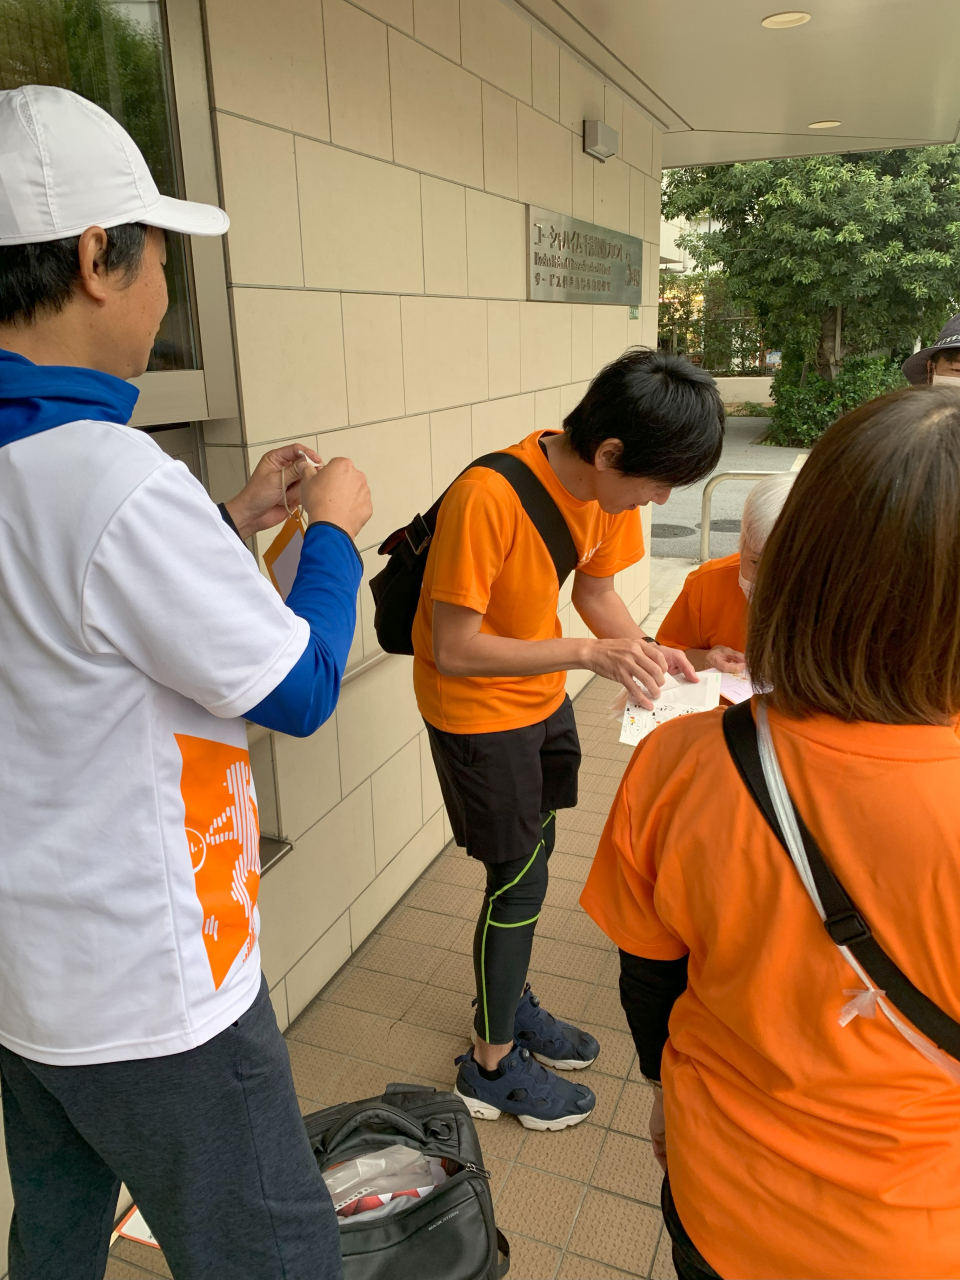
[513,0,960,166]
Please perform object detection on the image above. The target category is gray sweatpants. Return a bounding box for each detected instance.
[0,977,342,1280]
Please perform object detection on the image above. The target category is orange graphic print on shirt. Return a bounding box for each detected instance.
[175,735,261,990]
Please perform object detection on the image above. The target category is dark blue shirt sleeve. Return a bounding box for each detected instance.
[242,521,362,737]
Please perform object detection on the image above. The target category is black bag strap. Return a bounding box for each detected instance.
[379,451,579,588]
[722,699,960,1060]
[473,452,579,587]
[496,1227,511,1278]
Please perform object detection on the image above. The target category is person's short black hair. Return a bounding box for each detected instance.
[0,223,149,326]
[564,348,725,485]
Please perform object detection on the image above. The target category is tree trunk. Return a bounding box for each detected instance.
[817,306,843,380]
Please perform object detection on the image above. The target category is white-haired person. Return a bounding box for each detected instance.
[656,471,796,673]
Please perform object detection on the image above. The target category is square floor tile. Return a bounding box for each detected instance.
[321,967,424,1019]
[321,1058,446,1108]
[502,1233,562,1279]
[556,1254,643,1279]
[404,983,475,1037]
[553,828,604,858]
[424,853,486,888]
[405,878,484,919]
[586,1025,635,1080]
[557,808,607,837]
[525,970,593,1022]
[549,852,594,884]
[517,1117,605,1182]
[566,1189,662,1275]
[109,1241,172,1280]
[581,985,631,1033]
[597,950,622,989]
[287,1000,385,1054]
[539,907,615,951]
[577,753,619,776]
[610,1082,656,1138]
[349,933,448,982]
[585,741,635,765]
[580,1069,626,1128]
[577,787,620,815]
[486,1153,513,1200]
[105,1259,161,1280]
[496,1165,586,1248]
[450,917,479,954]
[534,940,607,985]
[545,877,585,910]
[377,905,465,948]
[286,1041,347,1103]
[349,1018,467,1081]
[650,1226,679,1280]
[474,1114,527,1162]
[590,1130,663,1207]
[425,948,477,995]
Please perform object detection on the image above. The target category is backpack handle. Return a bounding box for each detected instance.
[319,1102,427,1154]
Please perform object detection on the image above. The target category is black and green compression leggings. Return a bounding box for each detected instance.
[472,811,555,1045]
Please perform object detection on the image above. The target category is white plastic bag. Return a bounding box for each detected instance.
[322,1143,451,1222]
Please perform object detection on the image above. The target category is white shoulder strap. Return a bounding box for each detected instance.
[755,702,960,1083]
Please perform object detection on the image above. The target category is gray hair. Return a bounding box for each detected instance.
[740,471,797,551]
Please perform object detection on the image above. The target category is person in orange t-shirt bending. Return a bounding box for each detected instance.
[582,385,960,1280]
[412,350,725,1132]
[656,471,796,672]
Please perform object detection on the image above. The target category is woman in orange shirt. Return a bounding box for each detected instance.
[656,471,795,672]
[582,387,960,1280]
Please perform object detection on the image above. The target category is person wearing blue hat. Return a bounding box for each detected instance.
[0,85,372,1279]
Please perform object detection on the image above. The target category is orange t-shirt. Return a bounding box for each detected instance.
[655,553,746,653]
[412,431,643,733]
[581,707,960,1280]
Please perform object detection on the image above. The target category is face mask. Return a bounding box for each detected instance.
[739,571,754,601]
[932,371,960,385]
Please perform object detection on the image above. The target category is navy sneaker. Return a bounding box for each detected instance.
[455,1043,595,1130]
[514,984,600,1070]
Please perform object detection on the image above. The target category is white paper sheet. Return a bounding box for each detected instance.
[619,671,722,745]
[710,669,753,704]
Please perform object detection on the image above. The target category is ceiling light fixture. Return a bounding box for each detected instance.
[808,120,841,129]
[761,11,811,27]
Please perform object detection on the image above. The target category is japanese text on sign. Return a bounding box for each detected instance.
[527,206,644,306]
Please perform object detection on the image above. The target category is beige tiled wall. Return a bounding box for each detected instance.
[203,0,663,1027]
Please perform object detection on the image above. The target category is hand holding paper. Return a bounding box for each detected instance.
[620,670,722,745]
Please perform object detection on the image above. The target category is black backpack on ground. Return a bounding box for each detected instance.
[369,451,578,656]
[304,1083,509,1280]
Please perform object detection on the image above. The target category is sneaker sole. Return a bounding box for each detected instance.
[454,1087,593,1131]
[531,1051,597,1071]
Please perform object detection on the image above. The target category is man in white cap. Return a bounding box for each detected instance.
[0,86,371,1279]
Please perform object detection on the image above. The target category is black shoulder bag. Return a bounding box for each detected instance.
[369,452,578,656]
[722,698,960,1062]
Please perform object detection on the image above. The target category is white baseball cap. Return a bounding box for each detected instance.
[0,84,229,246]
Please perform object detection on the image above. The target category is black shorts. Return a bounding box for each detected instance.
[425,696,581,865]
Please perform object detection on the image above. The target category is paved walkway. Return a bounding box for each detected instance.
[107,584,700,1280]
[651,416,804,560]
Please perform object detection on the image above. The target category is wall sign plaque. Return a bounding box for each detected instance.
[527,206,644,306]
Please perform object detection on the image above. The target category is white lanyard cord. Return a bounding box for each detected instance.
[755,701,960,1084]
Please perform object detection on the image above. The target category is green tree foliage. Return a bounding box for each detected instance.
[0,0,196,369]
[767,354,906,447]
[663,150,960,443]
[0,0,174,192]
[659,269,765,374]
